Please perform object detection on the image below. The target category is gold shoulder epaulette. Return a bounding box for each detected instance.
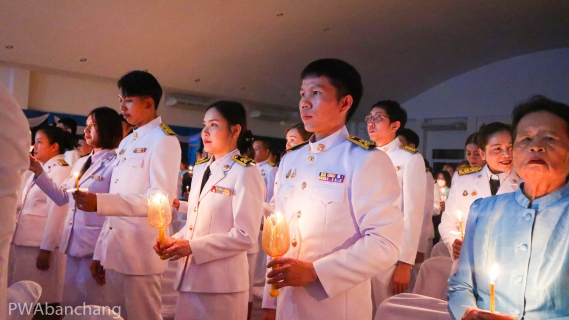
[268,161,276,167]
[458,166,482,176]
[195,157,210,166]
[286,141,309,152]
[399,145,418,154]
[426,167,431,173]
[159,123,176,136]
[57,159,69,166]
[232,155,255,166]
[347,135,376,150]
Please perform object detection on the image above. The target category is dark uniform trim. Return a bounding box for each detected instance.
[57,159,69,166]
[195,157,210,166]
[346,135,376,150]
[399,145,418,154]
[286,141,309,152]
[159,123,177,136]
[458,166,483,176]
[232,155,255,166]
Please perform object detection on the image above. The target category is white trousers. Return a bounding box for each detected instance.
[62,255,105,308]
[175,290,248,320]
[8,245,66,303]
[104,269,162,320]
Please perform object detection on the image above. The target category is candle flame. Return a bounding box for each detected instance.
[456,210,463,221]
[449,231,462,235]
[490,263,499,281]
[74,172,79,178]
[189,166,193,171]
[275,212,283,222]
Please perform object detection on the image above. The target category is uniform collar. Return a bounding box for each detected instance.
[307,126,349,153]
[257,159,268,167]
[515,181,569,210]
[42,154,65,171]
[378,137,400,153]
[484,165,513,184]
[89,149,110,164]
[132,116,162,140]
[209,149,240,172]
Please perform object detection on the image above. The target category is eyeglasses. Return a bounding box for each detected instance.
[365,113,390,124]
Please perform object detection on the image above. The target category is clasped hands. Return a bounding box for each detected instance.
[153,237,192,261]
[462,307,517,320]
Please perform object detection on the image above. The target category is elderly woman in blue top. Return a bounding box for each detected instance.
[447,95,569,320]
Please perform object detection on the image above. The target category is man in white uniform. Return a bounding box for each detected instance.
[0,84,30,320]
[366,101,426,308]
[74,71,181,320]
[263,59,404,320]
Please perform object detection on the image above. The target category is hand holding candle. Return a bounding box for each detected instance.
[262,212,290,297]
[148,193,172,250]
[490,263,499,313]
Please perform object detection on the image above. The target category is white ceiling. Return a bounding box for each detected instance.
[1,0,568,118]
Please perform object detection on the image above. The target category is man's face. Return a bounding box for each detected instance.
[118,94,153,127]
[299,76,350,136]
[253,141,270,163]
[366,107,398,144]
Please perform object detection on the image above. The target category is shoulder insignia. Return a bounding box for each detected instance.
[57,159,69,166]
[399,145,418,154]
[159,123,176,136]
[195,157,210,166]
[458,166,482,176]
[426,167,431,173]
[268,161,277,167]
[346,135,376,150]
[232,155,255,166]
[286,141,309,152]
[456,164,469,170]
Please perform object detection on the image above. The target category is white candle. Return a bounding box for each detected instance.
[456,210,464,239]
[74,172,79,189]
[489,263,499,313]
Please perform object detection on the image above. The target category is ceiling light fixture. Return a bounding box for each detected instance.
[276,13,284,17]
[80,58,87,62]
[195,78,201,82]
[5,45,14,49]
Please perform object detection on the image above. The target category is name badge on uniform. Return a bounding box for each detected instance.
[91,174,103,181]
[133,148,147,153]
[394,166,400,171]
[212,185,232,196]
[318,172,345,183]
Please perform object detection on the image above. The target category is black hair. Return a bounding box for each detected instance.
[371,100,408,135]
[512,95,569,137]
[437,170,452,188]
[464,132,479,148]
[477,122,512,151]
[301,58,363,122]
[286,123,312,142]
[58,117,78,135]
[37,126,70,154]
[254,138,272,150]
[117,70,163,109]
[398,128,420,147]
[88,107,123,149]
[206,100,253,155]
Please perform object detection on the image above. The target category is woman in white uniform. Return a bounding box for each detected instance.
[9,126,72,307]
[439,122,521,262]
[31,107,123,308]
[156,100,265,320]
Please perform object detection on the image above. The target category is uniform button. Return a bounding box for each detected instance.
[114,179,118,183]
[307,156,314,163]
[297,211,301,218]
[515,275,523,282]
[308,146,311,152]
[519,244,528,251]
[291,239,297,247]
[193,207,197,212]
[301,182,307,190]
[189,225,193,230]
[69,220,73,225]
[122,158,126,162]
[524,213,532,221]
[317,144,325,152]
[109,226,113,230]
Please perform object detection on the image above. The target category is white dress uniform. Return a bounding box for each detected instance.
[0,84,30,319]
[418,169,436,259]
[93,116,181,320]
[34,149,115,308]
[371,137,426,307]
[171,149,264,320]
[63,149,81,167]
[262,126,404,320]
[9,154,71,303]
[438,165,521,260]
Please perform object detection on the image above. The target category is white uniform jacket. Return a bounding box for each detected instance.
[418,170,435,253]
[256,160,277,202]
[13,155,71,251]
[94,116,181,275]
[379,138,426,264]
[35,149,115,257]
[172,149,264,293]
[265,126,404,320]
[439,165,521,256]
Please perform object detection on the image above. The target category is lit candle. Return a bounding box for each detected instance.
[148,193,172,250]
[74,172,79,189]
[189,165,193,172]
[186,186,189,193]
[489,263,499,313]
[456,210,464,239]
[262,211,290,298]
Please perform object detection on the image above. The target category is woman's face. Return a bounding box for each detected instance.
[33,131,59,163]
[436,173,446,187]
[286,128,305,149]
[514,111,569,188]
[465,143,485,167]
[201,107,239,157]
[84,115,99,148]
[480,131,513,174]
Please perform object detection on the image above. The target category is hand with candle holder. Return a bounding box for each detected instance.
[262,212,291,297]
[148,193,172,253]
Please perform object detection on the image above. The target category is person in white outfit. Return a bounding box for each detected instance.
[73,71,181,320]
[32,107,123,308]
[9,126,72,308]
[156,101,264,320]
[285,123,312,150]
[0,84,30,320]
[439,122,520,267]
[263,58,404,320]
[366,101,426,308]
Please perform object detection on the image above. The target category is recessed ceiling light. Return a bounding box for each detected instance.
[323,28,330,32]
[194,78,201,82]
[80,58,87,62]
[276,13,284,17]
[5,45,14,49]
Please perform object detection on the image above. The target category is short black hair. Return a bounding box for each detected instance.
[89,107,123,149]
[37,126,70,154]
[371,100,407,135]
[464,132,479,148]
[254,138,271,150]
[301,58,363,122]
[207,100,253,155]
[398,128,420,147]
[118,70,163,110]
[58,117,78,135]
[477,122,512,151]
[512,95,569,137]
